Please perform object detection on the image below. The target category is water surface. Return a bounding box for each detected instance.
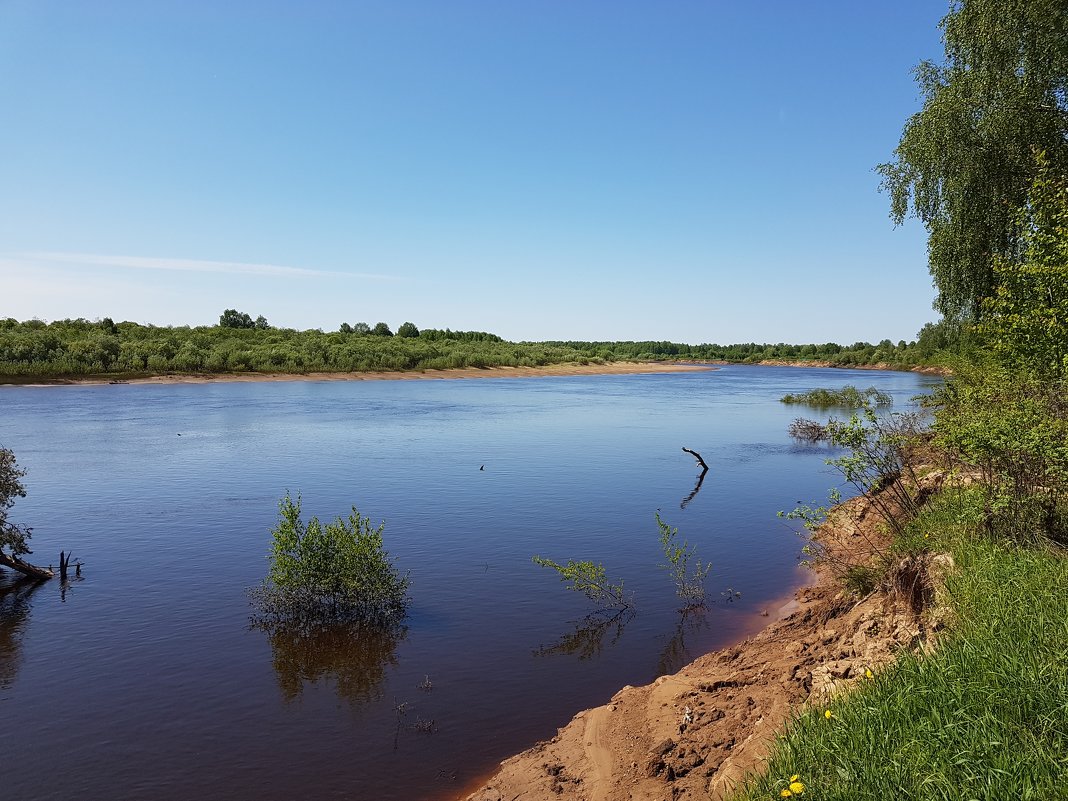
[0,365,937,800]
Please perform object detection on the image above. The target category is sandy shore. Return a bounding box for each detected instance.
[3,361,717,387]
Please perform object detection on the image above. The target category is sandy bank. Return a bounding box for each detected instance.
[3,361,716,387]
[458,478,942,801]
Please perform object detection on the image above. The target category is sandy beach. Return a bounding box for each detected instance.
[3,361,717,387]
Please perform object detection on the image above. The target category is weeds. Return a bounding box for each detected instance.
[531,556,629,609]
[656,512,711,605]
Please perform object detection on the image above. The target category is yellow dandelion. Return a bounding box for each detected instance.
[780,790,793,798]
[824,709,834,720]
[865,668,874,679]
[789,779,806,794]
[790,775,800,782]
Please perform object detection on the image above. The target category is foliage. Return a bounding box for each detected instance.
[219,308,269,330]
[0,447,33,558]
[531,555,629,609]
[780,405,929,589]
[396,321,420,338]
[734,493,1068,801]
[0,316,947,380]
[980,153,1068,378]
[878,0,1068,321]
[371,322,393,337]
[822,408,929,537]
[933,361,1068,543]
[655,512,711,605]
[251,492,409,630]
[780,385,893,409]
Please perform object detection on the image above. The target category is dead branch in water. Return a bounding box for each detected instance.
[788,418,828,442]
[682,448,709,472]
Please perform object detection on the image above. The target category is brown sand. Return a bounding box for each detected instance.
[3,361,716,387]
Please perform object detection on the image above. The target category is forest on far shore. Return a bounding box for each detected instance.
[0,311,956,379]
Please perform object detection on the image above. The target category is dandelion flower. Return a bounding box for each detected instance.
[790,775,800,782]
[789,779,805,794]
[865,668,874,679]
[824,709,834,720]
[780,790,793,798]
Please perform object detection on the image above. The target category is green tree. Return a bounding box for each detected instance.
[219,309,255,329]
[396,321,419,338]
[254,315,270,330]
[878,0,1068,321]
[371,322,393,337]
[352,322,371,335]
[981,153,1068,378]
[0,447,31,559]
[0,447,52,579]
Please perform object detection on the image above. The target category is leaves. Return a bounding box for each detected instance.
[254,492,410,630]
[879,0,1068,321]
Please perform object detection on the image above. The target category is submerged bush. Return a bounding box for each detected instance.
[780,385,893,409]
[531,555,629,609]
[251,492,409,630]
[656,512,711,605]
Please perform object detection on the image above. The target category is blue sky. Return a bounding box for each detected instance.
[0,1,946,343]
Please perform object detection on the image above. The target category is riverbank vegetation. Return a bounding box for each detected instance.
[0,447,54,580]
[735,1,1068,794]
[0,314,953,380]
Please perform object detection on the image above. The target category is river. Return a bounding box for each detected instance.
[0,365,938,800]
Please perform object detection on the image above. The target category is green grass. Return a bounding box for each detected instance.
[732,490,1068,801]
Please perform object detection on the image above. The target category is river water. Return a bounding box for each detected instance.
[0,365,937,800]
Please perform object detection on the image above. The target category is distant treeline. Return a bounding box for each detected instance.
[0,313,955,378]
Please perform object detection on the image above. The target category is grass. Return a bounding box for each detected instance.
[732,489,1068,801]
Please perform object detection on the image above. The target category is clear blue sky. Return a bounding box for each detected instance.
[0,1,946,344]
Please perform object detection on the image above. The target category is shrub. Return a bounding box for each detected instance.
[780,385,893,409]
[531,555,629,609]
[656,512,711,605]
[251,492,409,630]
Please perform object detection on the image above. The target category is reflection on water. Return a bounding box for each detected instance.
[533,608,636,661]
[0,575,45,690]
[259,620,407,705]
[680,469,708,509]
[655,606,710,677]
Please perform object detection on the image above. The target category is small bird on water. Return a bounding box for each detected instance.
[479,465,485,471]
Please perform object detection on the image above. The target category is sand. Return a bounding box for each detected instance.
[3,361,716,387]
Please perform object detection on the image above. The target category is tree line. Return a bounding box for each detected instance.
[0,313,944,379]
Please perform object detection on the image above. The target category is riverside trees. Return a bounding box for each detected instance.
[879,0,1068,322]
[0,447,53,580]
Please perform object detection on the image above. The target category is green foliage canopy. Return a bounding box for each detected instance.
[0,447,32,558]
[879,0,1068,321]
[981,153,1068,378]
